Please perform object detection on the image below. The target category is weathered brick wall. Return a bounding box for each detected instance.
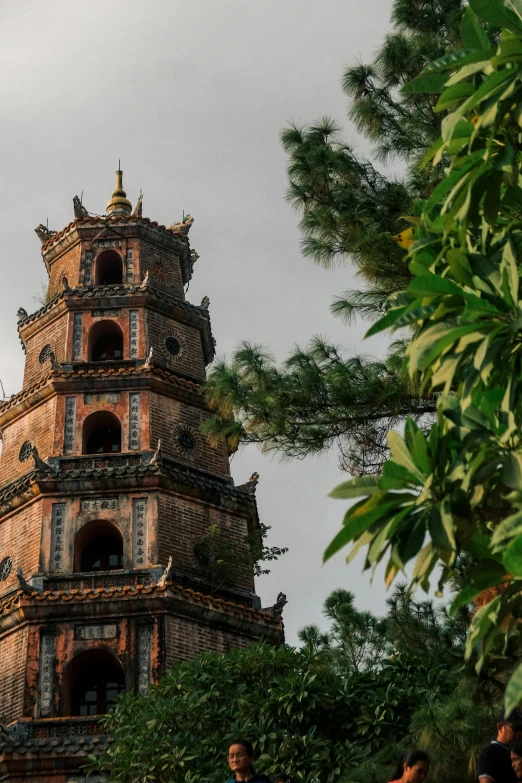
[0,500,44,598]
[149,392,229,475]
[146,310,205,380]
[157,492,254,592]
[22,314,68,388]
[138,241,184,298]
[0,398,57,485]
[0,626,29,723]
[48,243,82,292]
[164,614,252,666]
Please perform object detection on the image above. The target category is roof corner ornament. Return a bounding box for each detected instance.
[35,224,56,244]
[47,351,63,373]
[168,214,194,236]
[149,439,162,467]
[31,445,52,473]
[17,308,28,322]
[73,195,89,219]
[61,275,71,292]
[139,270,150,291]
[141,346,154,370]
[200,295,210,310]
[132,191,143,217]
[270,592,288,616]
[156,555,172,588]
[246,472,260,494]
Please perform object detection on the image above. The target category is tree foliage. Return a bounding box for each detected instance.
[326,0,522,712]
[90,586,495,783]
[204,0,465,475]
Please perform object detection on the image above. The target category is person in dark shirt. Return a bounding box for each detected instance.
[511,739,522,781]
[225,739,271,783]
[478,709,522,783]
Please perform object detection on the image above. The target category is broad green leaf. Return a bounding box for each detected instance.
[434,82,475,113]
[503,535,522,576]
[412,541,437,588]
[387,430,425,482]
[324,500,402,561]
[470,0,522,34]
[442,69,515,141]
[465,595,502,658]
[505,660,522,716]
[427,150,484,206]
[429,506,455,557]
[408,274,463,297]
[460,7,491,50]
[450,576,507,615]
[329,475,381,500]
[502,452,522,491]
[401,73,449,94]
[365,307,405,337]
[423,48,495,73]
[491,509,522,548]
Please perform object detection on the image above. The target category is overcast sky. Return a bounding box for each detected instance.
[0,0,397,644]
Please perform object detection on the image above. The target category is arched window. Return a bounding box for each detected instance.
[88,320,124,362]
[74,520,124,572]
[94,249,123,285]
[67,650,126,716]
[83,411,121,454]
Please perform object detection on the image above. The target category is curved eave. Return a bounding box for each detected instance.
[16,284,215,364]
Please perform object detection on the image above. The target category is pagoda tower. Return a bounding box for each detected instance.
[0,173,283,782]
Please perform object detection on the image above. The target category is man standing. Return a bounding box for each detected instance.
[225,740,271,783]
[478,709,522,783]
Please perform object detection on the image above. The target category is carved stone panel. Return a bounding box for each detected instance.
[132,498,148,567]
[38,632,55,717]
[126,248,134,282]
[84,251,92,286]
[129,310,139,359]
[129,393,140,450]
[80,497,119,513]
[75,624,117,640]
[64,396,76,453]
[137,625,152,693]
[84,392,120,405]
[91,309,121,318]
[51,503,66,572]
[72,312,83,361]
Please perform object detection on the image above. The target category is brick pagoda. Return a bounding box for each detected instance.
[0,172,283,782]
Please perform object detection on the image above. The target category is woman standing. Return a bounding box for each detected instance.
[389,750,429,783]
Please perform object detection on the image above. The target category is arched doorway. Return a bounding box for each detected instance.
[74,519,124,572]
[82,411,122,454]
[94,249,123,285]
[66,650,126,716]
[88,320,124,362]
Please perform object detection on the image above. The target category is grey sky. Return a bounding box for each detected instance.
[0,0,396,644]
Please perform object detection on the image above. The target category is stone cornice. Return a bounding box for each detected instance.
[0,365,206,429]
[16,282,215,364]
[0,455,257,519]
[0,580,282,639]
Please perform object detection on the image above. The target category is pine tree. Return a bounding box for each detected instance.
[204,0,465,475]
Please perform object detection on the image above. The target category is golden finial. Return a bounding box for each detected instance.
[106,164,132,216]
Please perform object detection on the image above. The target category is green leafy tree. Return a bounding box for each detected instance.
[204,0,465,475]
[90,587,494,783]
[324,0,522,712]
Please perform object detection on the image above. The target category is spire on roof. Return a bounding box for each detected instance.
[106,165,132,216]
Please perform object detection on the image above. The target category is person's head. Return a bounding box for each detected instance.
[394,750,429,783]
[273,776,292,783]
[497,709,522,746]
[228,739,255,777]
[511,740,522,780]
